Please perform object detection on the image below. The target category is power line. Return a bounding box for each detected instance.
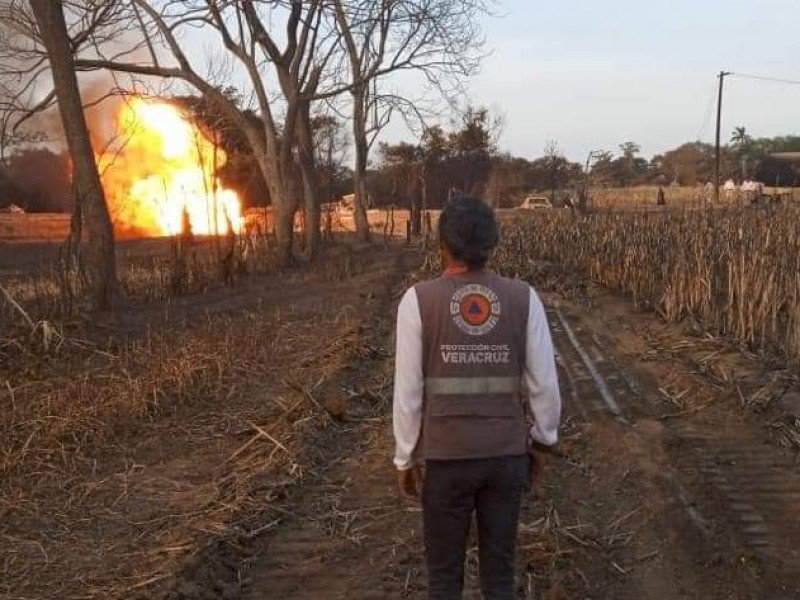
[729,72,800,86]
[711,68,800,199]
[709,70,800,147]
[714,71,731,202]
[696,79,719,141]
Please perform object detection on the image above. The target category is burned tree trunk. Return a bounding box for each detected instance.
[29,0,117,311]
[250,145,294,265]
[297,152,321,257]
[351,85,371,243]
[295,99,322,258]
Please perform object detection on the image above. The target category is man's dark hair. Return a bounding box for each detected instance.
[439,195,499,267]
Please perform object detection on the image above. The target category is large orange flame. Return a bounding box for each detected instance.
[97,97,243,237]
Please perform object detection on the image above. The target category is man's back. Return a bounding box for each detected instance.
[392,196,561,600]
[414,269,530,461]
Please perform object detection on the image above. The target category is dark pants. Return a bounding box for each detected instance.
[422,455,529,600]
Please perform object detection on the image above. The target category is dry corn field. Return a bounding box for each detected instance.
[496,205,800,362]
[591,185,701,207]
[589,186,798,209]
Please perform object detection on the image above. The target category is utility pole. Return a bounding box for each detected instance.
[714,71,732,204]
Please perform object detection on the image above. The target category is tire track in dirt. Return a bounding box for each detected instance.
[548,302,800,599]
[542,307,713,599]
[678,424,800,576]
[238,248,428,600]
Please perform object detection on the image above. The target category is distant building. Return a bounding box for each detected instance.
[757,152,800,186]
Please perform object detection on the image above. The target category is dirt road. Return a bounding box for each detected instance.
[537,296,800,599]
[230,273,800,599]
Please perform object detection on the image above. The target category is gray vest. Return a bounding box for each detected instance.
[414,269,530,460]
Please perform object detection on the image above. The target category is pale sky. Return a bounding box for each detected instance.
[168,0,800,163]
[457,0,800,161]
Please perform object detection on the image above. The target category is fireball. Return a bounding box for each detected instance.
[97,97,243,236]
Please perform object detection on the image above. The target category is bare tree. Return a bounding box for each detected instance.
[72,0,298,264]
[310,113,349,200]
[329,0,491,242]
[544,140,562,205]
[3,0,493,270]
[5,0,119,310]
[233,0,335,259]
[67,1,345,263]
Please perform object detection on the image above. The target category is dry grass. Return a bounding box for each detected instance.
[0,214,71,241]
[0,310,282,597]
[497,204,800,362]
[0,234,279,319]
[0,246,377,480]
[0,212,416,320]
[0,245,392,598]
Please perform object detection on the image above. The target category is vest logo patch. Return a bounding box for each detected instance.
[450,284,501,336]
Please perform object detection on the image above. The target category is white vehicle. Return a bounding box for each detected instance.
[517,196,553,210]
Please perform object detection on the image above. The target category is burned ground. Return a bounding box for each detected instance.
[1,241,418,599]
[2,236,800,599]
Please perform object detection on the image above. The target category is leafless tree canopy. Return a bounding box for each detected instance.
[1,0,494,261]
[0,1,140,145]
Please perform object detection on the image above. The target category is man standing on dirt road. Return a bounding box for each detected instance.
[393,196,562,599]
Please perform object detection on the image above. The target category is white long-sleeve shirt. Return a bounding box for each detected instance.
[392,285,562,469]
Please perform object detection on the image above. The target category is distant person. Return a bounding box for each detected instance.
[704,180,714,205]
[754,180,764,203]
[743,179,756,204]
[393,196,562,599]
[180,206,194,243]
[724,179,736,203]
